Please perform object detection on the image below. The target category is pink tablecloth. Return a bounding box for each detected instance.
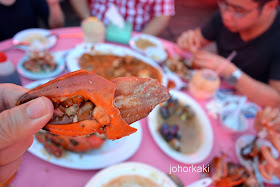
[0,27,265,187]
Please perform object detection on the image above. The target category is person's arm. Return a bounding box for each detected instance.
[142,15,171,36]
[193,50,280,107]
[68,0,90,20]
[234,70,280,107]
[46,0,64,28]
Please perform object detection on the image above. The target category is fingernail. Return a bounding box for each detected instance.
[26,98,48,119]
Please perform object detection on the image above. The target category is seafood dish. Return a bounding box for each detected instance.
[205,154,259,187]
[21,33,49,45]
[35,131,105,158]
[135,38,156,50]
[17,70,170,140]
[164,57,191,81]
[158,96,200,153]
[240,136,280,182]
[79,53,162,82]
[238,109,280,182]
[23,50,57,73]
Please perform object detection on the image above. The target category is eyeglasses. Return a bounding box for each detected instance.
[217,0,259,18]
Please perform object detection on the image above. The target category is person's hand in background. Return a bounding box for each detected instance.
[0,84,53,182]
[192,50,237,77]
[177,28,210,53]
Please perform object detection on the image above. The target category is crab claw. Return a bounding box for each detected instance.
[16,70,169,140]
[113,77,170,125]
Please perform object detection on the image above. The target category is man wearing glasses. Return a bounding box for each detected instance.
[177,0,280,107]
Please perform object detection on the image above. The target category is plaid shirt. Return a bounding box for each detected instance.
[88,0,175,31]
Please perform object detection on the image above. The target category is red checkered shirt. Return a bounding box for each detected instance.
[88,0,175,31]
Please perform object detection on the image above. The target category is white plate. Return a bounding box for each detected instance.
[85,162,177,187]
[25,80,143,170]
[147,90,214,164]
[235,134,280,184]
[24,79,51,89]
[28,121,142,170]
[163,66,186,91]
[13,28,57,51]
[129,34,167,63]
[66,42,168,86]
[17,51,66,80]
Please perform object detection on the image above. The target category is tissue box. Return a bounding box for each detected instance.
[106,22,132,44]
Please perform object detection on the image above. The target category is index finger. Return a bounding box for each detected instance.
[0,83,29,112]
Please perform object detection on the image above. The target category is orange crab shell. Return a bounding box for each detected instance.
[16,70,137,140]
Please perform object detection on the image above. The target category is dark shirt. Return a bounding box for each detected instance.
[201,10,280,83]
[0,0,49,41]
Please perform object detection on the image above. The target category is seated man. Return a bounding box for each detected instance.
[0,0,64,41]
[69,0,175,36]
[177,0,280,107]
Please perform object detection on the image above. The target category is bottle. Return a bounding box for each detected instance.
[0,52,22,85]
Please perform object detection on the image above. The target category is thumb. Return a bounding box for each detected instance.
[0,97,53,149]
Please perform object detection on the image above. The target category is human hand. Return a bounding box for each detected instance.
[177,29,201,53]
[192,50,236,77]
[0,84,53,182]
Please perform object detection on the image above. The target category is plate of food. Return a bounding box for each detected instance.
[23,78,143,170]
[13,28,57,50]
[22,69,170,169]
[66,42,167,86]
[27,122,142,170]
[147,90,213,164]
[204,154,260,186]
[235,134,280,184]
[129,34,167,63]
[85,162,177,187]
[17,50,66,80]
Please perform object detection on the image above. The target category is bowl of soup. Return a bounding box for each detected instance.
[148,90,214,164]
[85,162,177,187]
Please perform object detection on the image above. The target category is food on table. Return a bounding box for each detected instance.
[103,175,160,187]
[79,53,162,82]
[81,17,105,43]
[135,38,156,50]
[205,154,259,187]
[164,57,191,80]
[241,137,280,181]
[16,70,170,140]
[243,108,280,181]
[23,50,57,73]
[189,69,220,99]
[22,33,49,45]
[35,131,105,158]
[158,96,200,153]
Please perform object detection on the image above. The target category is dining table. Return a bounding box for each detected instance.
[0,27,275,187]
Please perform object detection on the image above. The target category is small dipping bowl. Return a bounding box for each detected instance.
[144,47,167,63]
[219,110,249,133]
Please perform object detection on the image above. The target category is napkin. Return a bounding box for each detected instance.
[105,5,125,28]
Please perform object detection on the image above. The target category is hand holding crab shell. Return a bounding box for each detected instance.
[16,70,170,140]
